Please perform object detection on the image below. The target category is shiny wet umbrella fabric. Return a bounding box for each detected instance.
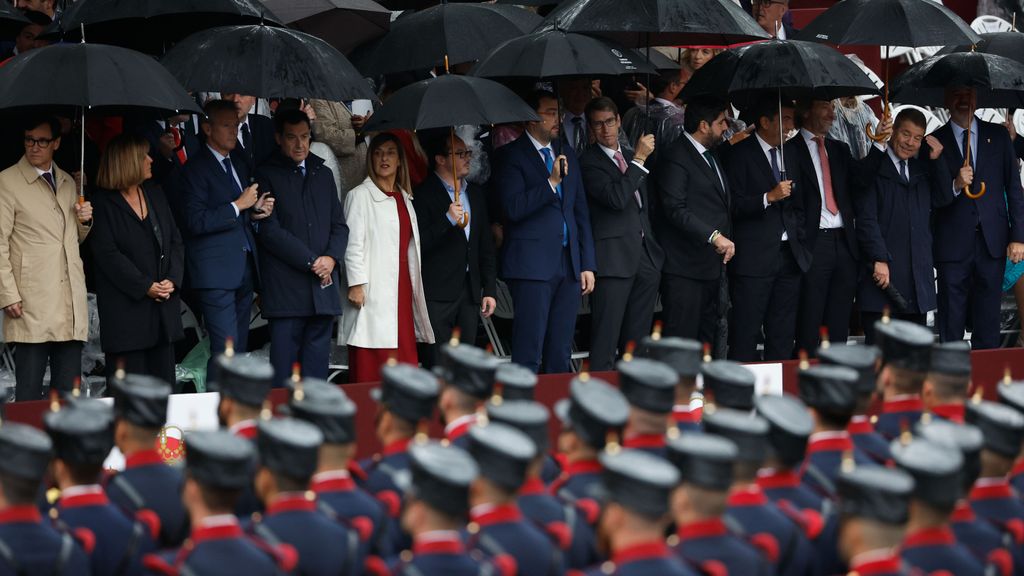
[160,25,375,102]
[362,74,539,132]
[796,0,978,48]
[259,0,391,55]
[890,51,1024,108]
[0,4,30,39]
[938,31,1024,65]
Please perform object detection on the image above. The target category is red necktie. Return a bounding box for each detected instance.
[170,126,188,165]
[814,136,838,215]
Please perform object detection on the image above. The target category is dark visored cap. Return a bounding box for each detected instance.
[600,448,679,519]
[256,416,324,481]
[0,422,52,481]
[408,441,478,519]
[437,344,501,400]
[875,319,934,372]
[374,362,440,423]
[467,421,536,492]
[755,393,813,468]
[818,344,879,396]
[836,465,915,525]
[666,432,737,491]
[702,406,770,463]
[43,400,114,466]
[618,358,677,414]
[553,376,629,450]
[914,417,984,491]
[890,436,963,510]
[110,373,171,428]
[486,400,550,453]
[639,336,702,378]
[185,430,256,490]
[495,363,537,401]
[798,365,859,415]
[701,361,756,410]
[212,350,274,407]
[965,399,1024,459]
[288,378,357,444]
[928,341,971,377]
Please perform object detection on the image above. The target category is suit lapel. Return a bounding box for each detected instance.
[683,137,727,201]
[936,123,963,167]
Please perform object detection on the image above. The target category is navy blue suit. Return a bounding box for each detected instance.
[255,151,347,384]
[54,488,155,576]
[0,505,90,576]
[181,145,259,369]
[932,119,1024,349]
[105,449,189,548]
[493,134,596,374]
[467,504,562,575]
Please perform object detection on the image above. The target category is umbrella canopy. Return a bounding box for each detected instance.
[259,0,391,55]
[938,31,1024,65]
[796,0,978,48]
[161,25,375,102]
[496,0,561,5]
[680,39,879,106]
[471,28,659,79]
[43,0,283,53]
[363,74,539,132]
[890,51,1024,108]
[544,0,769,48]
[0,4,31,39]
[0,42,199,114]
[356,3,541,75]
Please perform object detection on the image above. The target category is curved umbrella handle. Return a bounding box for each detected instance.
[965,182,986,199]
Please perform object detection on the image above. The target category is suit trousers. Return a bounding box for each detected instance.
[661,272,720,345]
[199,253,255,381]
[728,243,802,362]
[105,344,176,392]
[421,274,480,369]
[14,340,82,401]
[269,315,333,386]
[589,244,661,371]
[936,229,1004,349]
[797,229,858,354]
[508,248,580,374]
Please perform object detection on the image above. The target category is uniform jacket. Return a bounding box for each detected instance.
[467,503,562,576]
[0,505,90,576]
[55,487,155,576]
[106,449,189,548]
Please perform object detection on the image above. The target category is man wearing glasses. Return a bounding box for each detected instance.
[580,97,663,370]
[0,114,93,401]
[413,129,497,368]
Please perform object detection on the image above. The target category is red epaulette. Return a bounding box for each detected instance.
[376,490,402,518]
[136,509,162,541]
[749,532,779,563]
[72,527,96,555]
[143,554,178,576]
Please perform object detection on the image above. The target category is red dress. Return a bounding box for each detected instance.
[348,190,419,383]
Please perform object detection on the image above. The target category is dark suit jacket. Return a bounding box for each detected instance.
[135,119,201,185]
[236,114,277,175]
[784,132,860,260]
[724,133,810,275]
[493,134,596,281]
[931,119,1024,262]
[180,146,258,290]
[652,134,731,281]
[413,173,497,304]
[90,182,185,353]
[579,145,664,278]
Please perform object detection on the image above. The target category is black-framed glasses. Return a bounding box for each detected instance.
[447,149,474,159]
[24,137,55,149]
[589,117,619,131]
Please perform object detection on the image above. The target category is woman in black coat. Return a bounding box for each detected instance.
[91,133,184,386]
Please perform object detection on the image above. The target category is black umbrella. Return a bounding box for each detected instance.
[259,0,391,55]
[0,4,31,39]
[356,3,541,75]
[495,0,561,5]
[471,28,659,79]
[938,31,1024,65]
[43,0,283,53]
[160,25,375,101]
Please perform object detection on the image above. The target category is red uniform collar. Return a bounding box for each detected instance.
[266,493,317,516]
[672,406,702,424]
[231,420,258,440]
[806,433,854,455]
[0,505,41,524]
[383,437,412,457]
[951,501,976,523]
[124,449,166,469]
[563,459,603,477]
[756,469,802,490]
[612,541,672,565]
[677,518,728,540]
[848,552,903,574]
[60,487,110,509]
[412,533,465,555]
[882,397,923,414]
[191,518,243,543]
[519,477,546,496]
[310,472,355,494]
[728,485,768,507]
[930,403,965,424]
[445,414,476,442]
[970,480,1014,501]
[902,526,956,549]
[847,418,876,436]
[623,434,666,449]
[470,503,523,527]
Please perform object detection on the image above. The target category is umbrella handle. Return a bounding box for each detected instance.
[962,115,986,199]
[866,52,891,143]
[449,127,469,229]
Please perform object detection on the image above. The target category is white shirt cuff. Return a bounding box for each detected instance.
[763,193,770,209]
[231,202,240,216]
[631,160,649,174]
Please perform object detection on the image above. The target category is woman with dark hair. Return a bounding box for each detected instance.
[342,132,434,382]
[91,133,184,386]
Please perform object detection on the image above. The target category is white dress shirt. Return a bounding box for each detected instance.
[755,132,788,241]
[526,131,560,194]
[208,144,245,217]
[801,128,844,229]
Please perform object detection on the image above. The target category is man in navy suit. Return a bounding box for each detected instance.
[493,90,596,374]
[181,99,273,378]
[223,93,277,174]
[931,86,1024,349]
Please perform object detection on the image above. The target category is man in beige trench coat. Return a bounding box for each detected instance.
[0,115,93,401]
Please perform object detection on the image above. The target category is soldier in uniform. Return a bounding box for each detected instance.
[551,376,629,509]
[250,414,363,576]
[0,422,90,575]
[106,373,189,548]
[835,462,916,575]
[618,357,677,456]
[584,448,698,576]
[436,343,501,448]
[872,319,935,439]
[44,399,156,575]
[923,341,972,424]
[494,363,537,401]
[818,343,890,464]
[996,380,1024,493]
[798,364,875,499]
[210,347,274,440]
[753,393,824,513]
[704,407,815,576]
[638,333,703,433]
[143,430,295,576]
[665,432,771,575]
[891,435,985,575]
[465,421,562,575]
[700,360,756,411]
[964,399,1024,543]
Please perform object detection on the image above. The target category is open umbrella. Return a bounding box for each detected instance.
[259,0,391,55]
[471,28,659,79]
[938,31,1024,65]
[0,4,31,39]
[160,24,375,101]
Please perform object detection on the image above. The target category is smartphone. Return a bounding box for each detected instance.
[320,277,334,289]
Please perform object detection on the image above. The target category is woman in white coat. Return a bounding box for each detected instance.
[343,132,434,382]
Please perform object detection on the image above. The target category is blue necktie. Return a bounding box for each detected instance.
[540,147,568,247]
[770,147,781,184]
[299,165,306,177]
[222,157,242,195]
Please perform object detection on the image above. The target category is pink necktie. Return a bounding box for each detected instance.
[613,150,643,209]
[814,137,839,216]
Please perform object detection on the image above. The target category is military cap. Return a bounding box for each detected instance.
[965,399,1024,459]
[890,436,963,510]
[702,406,770,463]
[914,418,984,491]
[43,400,114,466]
[754,393,813,468]
[495,363,537,401]
[600,448,680,519]
[0,422,52,481]
[212,351,274,407]
[287,379,356,444]
[437,344,500,399]
[467,421,536,492]
[818,344,879,397]
[486,400,550,453]
[798,364,859,415]
[110,373,171,429]
[874,319,933,372]
[618,358,677,414]
[701,360,756,410]
[408,440,478,519]
[185,430,256,490]
[928,341,971,377]
[553,376,629,450]
[836,465,915,525]
[257,417,324,481]
[639,336,702,378]
[666,433,737,491]
[998,380,1024,416]
[372,363,439,423]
